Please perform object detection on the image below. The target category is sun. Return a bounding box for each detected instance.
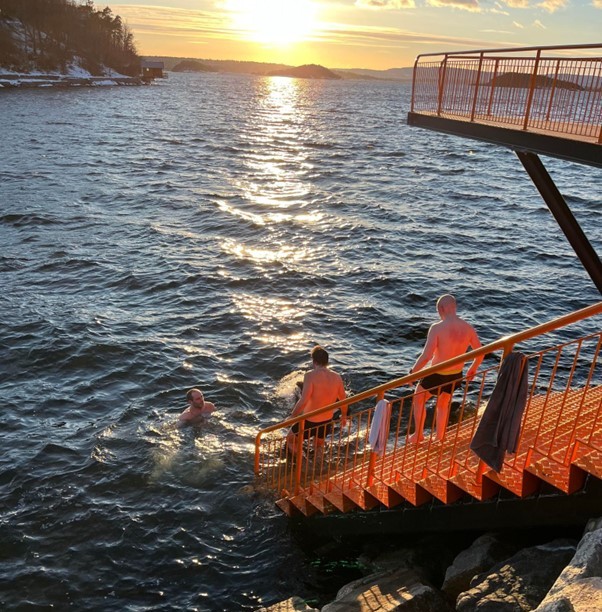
[227,0,317,45]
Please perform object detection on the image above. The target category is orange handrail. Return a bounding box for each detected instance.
[410,43,602,142]
[255,301,602,474]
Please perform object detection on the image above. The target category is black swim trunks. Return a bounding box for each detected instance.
[419,371,463,395]
[290,420,332,440]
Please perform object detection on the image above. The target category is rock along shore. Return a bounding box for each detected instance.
[259,516,602,611]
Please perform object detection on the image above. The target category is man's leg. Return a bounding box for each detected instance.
[434,392,452,441]
[408,385,431,443]
[311,423,328,457]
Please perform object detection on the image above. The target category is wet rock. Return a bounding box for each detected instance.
[365,535,459,585]
[321,567,453,611]
[456,538,577,611]
[534,520,602,611]
[442,533,523,600]
[257,595,319,611]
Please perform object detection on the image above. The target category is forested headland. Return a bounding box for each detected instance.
[0,0,140,76]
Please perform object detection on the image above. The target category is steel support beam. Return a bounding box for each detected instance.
[516,150,602,294]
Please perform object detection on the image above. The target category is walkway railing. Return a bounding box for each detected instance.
[254,302,602,514]
[410,44,602,143]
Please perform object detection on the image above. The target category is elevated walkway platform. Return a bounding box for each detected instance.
[407,43,602,168]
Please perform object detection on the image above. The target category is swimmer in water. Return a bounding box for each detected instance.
[178,388,216,427]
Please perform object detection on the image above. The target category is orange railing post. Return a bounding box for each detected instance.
[293,419,305,494]
[545,59,561,122]
[486,58,499,117]
[470,52,485,122]
[523,49,541,130]
[437,55,448,116]
[366,391,385,487]
[410,56,419,113]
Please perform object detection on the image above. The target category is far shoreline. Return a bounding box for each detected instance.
[0,73,145,89]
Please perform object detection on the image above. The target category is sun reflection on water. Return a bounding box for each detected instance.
[233,293,310,351]
[237,76,312,211]
[223,238,308,264]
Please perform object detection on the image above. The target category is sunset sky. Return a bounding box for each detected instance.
[110,1,602,69]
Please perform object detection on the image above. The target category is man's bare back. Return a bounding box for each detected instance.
[412,295,482,377]
[286,345,347,454]
[409,294,483,443]
[292,367,346,422]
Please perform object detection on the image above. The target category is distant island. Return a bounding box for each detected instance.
[267,64,341,80]
[487,72,583,91]
[172,60,217,73]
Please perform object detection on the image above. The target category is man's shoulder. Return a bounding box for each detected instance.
[458,317,477,332]
[328,369,344,383]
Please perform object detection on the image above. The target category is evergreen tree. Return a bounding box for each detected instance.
[0,0,140,75]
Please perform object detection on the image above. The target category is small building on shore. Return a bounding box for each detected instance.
[141,60,164,79]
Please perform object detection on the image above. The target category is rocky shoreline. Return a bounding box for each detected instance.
[0,73,144,88]
[261,517,602,611]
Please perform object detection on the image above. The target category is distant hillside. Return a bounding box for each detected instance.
[267,64,341,80]
[145,56,290,75]
[172,60,216,73]
[336,67,414,82]
[0,0,140,76]
[144,56,411,81]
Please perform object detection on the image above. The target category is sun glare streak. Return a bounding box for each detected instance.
[232,294,310,351]
[237,77,313,211]
[226,0,318,45]
[223,239,308,264]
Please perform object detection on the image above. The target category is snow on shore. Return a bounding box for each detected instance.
[0,63,142,88]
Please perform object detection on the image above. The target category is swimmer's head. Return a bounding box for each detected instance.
[186,388,205,410]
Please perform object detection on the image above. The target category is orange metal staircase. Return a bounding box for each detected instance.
[254,303,602,519]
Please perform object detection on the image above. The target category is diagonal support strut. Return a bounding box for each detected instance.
[516,150,602,295]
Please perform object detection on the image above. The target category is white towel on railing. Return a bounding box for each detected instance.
[369,399,391,456]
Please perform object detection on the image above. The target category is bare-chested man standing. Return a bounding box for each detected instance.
[408,294,483,443]
[286,346,347,454]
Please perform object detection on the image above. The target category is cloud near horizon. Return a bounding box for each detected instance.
[355,0,416,8]
[350,0,572,13]
[427,0,480,11]
[536,0,567,12]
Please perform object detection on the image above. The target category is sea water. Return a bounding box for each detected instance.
[0,72,600,610]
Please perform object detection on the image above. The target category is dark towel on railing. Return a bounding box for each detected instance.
[470,352,529,473]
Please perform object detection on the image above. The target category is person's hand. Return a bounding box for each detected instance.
[340,415,347,428]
